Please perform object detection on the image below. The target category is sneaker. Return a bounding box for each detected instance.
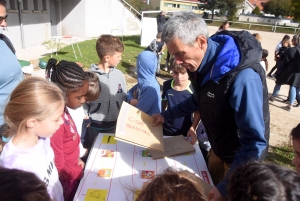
[282,106,291,111]
[163,67,168,72]
[269,96,275,102]
[293,104,300,107]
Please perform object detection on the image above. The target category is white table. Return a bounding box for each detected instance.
[74,133,212,201]
[51,36,82,59]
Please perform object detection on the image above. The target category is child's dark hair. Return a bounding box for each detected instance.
[0,0,6,6]
[227,161,300,201]
[136,168,206,201]
[253,33,262,42]
[291,123,300,140]
[170,56,186,74]
[0,167,51,201]
[84,72,101,102]
[45,58,87,94]
[156,32,162,39]
[96,34,124,59]
[262,49,269,71]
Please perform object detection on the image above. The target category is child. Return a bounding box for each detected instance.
[136,168,206,201]
[67,71,101,158]
[161,56,198,144]
[145,32,166,76]
[260,49,268,72]
[227,161,300,201]
[84,34,126,147]
[0,167,51,201]
[127,51,161,116]
[46,58,89,201]
[274,38,290,76]
[0,77,64,201]
[291,123,300,173]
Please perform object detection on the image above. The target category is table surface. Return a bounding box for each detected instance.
[74,133,212,201]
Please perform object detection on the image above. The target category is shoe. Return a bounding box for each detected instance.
[282,106,291,111]
[293,104,300,107]
[163,67,168,71]
[269,96,275,102]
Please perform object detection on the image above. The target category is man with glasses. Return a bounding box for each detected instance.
[0,0,23,143]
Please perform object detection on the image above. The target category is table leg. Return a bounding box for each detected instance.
[75,39,82,57]
[71,42,77,60]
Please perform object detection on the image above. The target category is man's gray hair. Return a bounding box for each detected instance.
[161,11,208,46]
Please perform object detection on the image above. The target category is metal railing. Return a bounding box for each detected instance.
[119,0,142,20]
[203,18,300,33]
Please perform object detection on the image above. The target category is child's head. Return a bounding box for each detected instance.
[291,123,300,173]
[253,33,262,42]
[3,77,64,139]
[227,161,300,201]
[0,167,51,201]
[282,38,290,47]
[46,58,89,110]
[170,56,189,85]
[136,169,206,201]
[96,34,124,67]
[84,71,101,102]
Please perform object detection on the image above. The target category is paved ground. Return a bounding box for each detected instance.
[15,27,298,147]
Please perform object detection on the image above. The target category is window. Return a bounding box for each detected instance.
[33,0,38,10]
[8,0,17,10]
[42,0,47,11]
[179,4,191,9]
[164,3,176,8]
[23,0,28,10]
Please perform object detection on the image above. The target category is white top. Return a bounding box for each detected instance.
[275,41,282,52]
[0,137,64,201]
[67,106,86,157]
[260,61,266,72]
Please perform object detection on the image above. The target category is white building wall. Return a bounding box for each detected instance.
[6,0,51,50]
[84,0,141,37]
[238,15,291,24]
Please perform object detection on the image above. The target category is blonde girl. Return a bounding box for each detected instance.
[0,77,65,201]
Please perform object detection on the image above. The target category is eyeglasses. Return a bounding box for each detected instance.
[0,15,8,23]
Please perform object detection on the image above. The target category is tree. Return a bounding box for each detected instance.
[126,0,153,12]
[198,0,227,19]
[252,6,261,15]
[263,0,291,17]
[291,0,300,22]
[225,0,244,21]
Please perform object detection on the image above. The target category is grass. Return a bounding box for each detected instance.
[266,144,295,170]
[41,36,296,170]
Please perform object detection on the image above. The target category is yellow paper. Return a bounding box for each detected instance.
[101,135,117,144]
[84,189,108,201]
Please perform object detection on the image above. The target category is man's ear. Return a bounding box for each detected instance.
[26,119,37,128]
[195,35,207,49]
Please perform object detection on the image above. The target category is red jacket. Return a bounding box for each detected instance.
[51,107,82,180]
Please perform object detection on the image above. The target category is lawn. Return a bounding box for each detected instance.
[42,35,295,170]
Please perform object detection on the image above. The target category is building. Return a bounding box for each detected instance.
[149,0,204,14]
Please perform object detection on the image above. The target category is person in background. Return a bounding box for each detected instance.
[0,77,64,201]
[84,35,126,147]
[0,0,23,144]
[157,11,166,33]
[253,33,262,43]
[0,167,52,201]
[227,161,300,201]
[127,51,161,116]
[216,20,229,33]
[46,58,89,201]
[260,49,268,72]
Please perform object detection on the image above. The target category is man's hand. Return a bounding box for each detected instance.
[187,127,197,145]
[207,187,224,201]
[152,113,165,126]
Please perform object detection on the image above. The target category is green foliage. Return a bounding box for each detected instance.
[252,6,261,15]
[198,0,227,19]
[263,0,291,17]
[126,0,153,12]
[266,144,295,170]
[225,0,244,21]
[291,0,300,22]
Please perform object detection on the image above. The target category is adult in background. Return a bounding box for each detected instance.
[216,20,229,33]
[152,11,269,200]
[0,0,23,139]
[156,11,166,33]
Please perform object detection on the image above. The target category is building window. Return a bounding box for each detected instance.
[23,0,28,10]
[33,0,38,10]
[164,3,176,8]
[8,0,17,10]
[42,0,47,11]
[179,4,191,9]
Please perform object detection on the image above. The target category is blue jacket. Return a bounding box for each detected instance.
[161,34,267,196]
[127,51,161,116]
